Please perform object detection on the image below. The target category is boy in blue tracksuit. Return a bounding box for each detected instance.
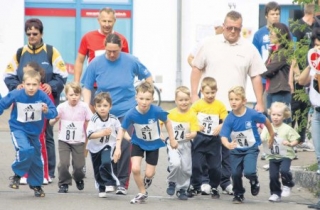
[0,70,57,197]
[220,86,274,204]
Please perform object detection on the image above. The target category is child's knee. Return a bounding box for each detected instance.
[131,165,141,175]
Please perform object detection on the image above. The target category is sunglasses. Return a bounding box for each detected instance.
[26,33,39,37]
[225,26,241,32]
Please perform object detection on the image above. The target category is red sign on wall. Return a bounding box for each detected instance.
[81,9,131,18]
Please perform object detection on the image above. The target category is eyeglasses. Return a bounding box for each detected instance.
[26,33,39,37]
[225,26,241,32]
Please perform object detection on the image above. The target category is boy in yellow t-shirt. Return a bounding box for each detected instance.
[188,77,228,199]
[165,86,199,200]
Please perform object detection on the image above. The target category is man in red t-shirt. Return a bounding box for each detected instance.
[74,7,129,83]
[74,7,131,193]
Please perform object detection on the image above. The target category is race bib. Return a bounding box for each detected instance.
[264,136,287,156]
[17,102,42,123]
[171,121,190,141]
[231,129,256,148]
[197,113,219,135]
[59,120,84,142]
[134,122,159,141]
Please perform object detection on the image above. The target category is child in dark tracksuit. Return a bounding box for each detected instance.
[188,77,228,199]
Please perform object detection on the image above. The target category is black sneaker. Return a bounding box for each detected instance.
[211,188,220,199]
[58,184,68,193]
[187,186,201,198]
[143,176,153,189]
[76,180,84,190]
[166,182,176,196]
[176,189,188,200]
[250,180,260,196]
[9,174,21,189]
[233,195,245,204]
[31,186,45,197]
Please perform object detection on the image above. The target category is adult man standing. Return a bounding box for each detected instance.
[191,10,266,111]
[190,10,266,195]
[74,7,129,83]
[74,7,130,191]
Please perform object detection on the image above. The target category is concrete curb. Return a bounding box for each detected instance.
[293,168,320,194]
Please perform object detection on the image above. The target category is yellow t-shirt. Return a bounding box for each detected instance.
[167,108,199,141]
[191,99,228,135]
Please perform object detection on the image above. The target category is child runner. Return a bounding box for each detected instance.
[188,77,228,199]
[114,81,178,204]
[50,82,92,193]
[1,70,57,197]
[86,92,130,198]
[19,61,54,185]
[220,86,274,204]
[165,86,199,200]
[261,102,299,202]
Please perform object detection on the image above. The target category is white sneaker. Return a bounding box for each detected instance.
[200,183,211,195]
[43,178,49,185]
[99,192,107,198]
[263,164,269,171]
[105,185,115,192]
[222,184,234,195]
[269,194,281,202]
[20,177,27,185]
[48,177,53,183]
[281,186,291,197]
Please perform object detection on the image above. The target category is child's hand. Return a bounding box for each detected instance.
[42,83,52,95]
[16,84,24,90]
[200,125,205,131]
[227,139,237,150]
[268,137,274,149]
[42,103,48,113]
[185,133,193,140]
[282,140,290,146]
[113,148,121,163]
[102,128,112,136]
[170,139,178,149]
[212,124,222,136]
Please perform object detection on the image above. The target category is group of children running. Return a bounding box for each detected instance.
[0,62,300,204]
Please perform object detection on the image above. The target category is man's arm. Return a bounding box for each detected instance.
[251,75,264,112]
[83,87,92,106]
[74,53,86,83]
[187,54,194,67]
[190,66,202,103]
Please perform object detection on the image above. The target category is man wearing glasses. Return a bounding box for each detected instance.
[3,18,68,184]
[190,10,266,196]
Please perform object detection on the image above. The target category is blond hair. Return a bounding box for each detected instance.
[23,69,41,83]
[64,82,82,95]
[228,86,246,100]
[136,81,154,95]
[304,4,315,15]
[175,86,190,98]
[201,77,217,91]
[268,102,291,119]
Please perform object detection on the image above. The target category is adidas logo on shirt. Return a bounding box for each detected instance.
[141,125,151,132]
[24,105,35,112]
[203,116,212,122]
[66,123,77,130]
[236,132,245,139]
[174,124,185,131]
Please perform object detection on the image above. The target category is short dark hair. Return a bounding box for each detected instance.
[265,1,280,16]
[25,18,43,34]
[104,33,122,47]
[225,10,242,22]
[24,61,45,83]
[94,92,112,106]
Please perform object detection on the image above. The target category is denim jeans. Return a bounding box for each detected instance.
[311,109,320,169]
